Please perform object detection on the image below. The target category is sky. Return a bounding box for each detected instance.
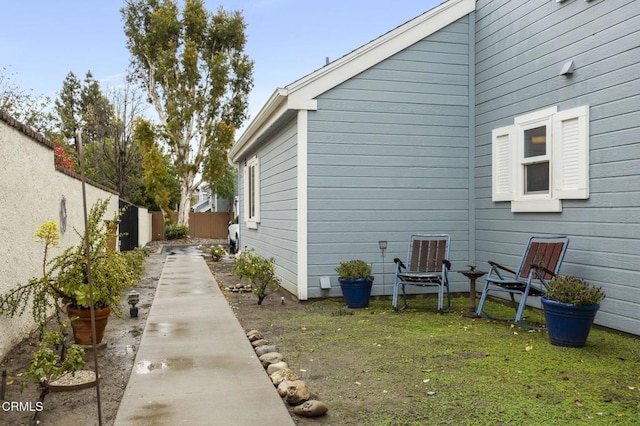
[1,0,443,129]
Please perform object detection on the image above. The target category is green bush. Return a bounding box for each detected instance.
[233,249,280,305]
[164,223,189,240]
[203,245,227,261]
[335,259,372,280]
[123,247,149,282]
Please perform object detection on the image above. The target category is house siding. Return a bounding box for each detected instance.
[238,117,299,295]
[474,0,640,334]
[306,18,472,298]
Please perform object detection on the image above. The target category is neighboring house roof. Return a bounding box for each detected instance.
[230,0,475,161]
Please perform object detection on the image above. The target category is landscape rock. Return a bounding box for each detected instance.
[277,379,293,396]
[259,352,283,368]
[293,400,329,417]
[266,361,288,375]
[284,380,310,405]
[255,345,277,356]
[251,339,268,348]
[270,368,299,386]
[246,330,263,341]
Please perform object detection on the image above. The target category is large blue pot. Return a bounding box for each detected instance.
[541,297,600,348]
[338,277,374,308]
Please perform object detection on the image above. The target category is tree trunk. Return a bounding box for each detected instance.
[177,177,194,227]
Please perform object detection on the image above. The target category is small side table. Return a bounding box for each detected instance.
[458,269,486,318]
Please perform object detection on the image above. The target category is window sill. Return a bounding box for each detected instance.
[511,198,562,213]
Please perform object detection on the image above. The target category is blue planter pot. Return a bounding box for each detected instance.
[541,297,600,348]
[338,277,374,308]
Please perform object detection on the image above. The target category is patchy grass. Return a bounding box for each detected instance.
[213,261,640,425]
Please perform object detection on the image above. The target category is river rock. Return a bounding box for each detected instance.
[266,361,288,376]
[270,368,299,386]
[277,379,293,396]
[251,339,269,348]
[255,345,277,356]
[293,400,329,417]
[246,330,263,342]
[284,380,310,405]
[259,352,283,368]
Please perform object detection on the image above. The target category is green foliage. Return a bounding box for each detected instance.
[164,222,189,240]
[233,249,280,305]
[0,65,56,136]
[123,247,149,281]
[203,245,226,261]
[0,221,63,331]
[335,259,372,280]
[122,0,254,226]
[50,198,139,317]
[545,275,605,305]
[23,325,86,391]
[133,118,180,218]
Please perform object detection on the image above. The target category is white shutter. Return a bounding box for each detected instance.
[492,125,515,201]
[553,106,589,199]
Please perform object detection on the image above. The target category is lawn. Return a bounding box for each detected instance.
[220,273,640,426]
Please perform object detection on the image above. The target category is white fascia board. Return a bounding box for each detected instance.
[286,0,475,106]
[230,87,288,161]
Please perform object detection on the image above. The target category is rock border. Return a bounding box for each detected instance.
[246,329,329,418]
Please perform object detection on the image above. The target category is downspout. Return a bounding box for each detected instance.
[468,11,477,267]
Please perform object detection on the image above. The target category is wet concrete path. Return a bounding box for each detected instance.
[114,254,294,425]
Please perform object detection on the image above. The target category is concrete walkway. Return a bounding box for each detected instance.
[114,254,295,426]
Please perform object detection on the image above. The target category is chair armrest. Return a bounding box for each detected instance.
[394,258,406,270]
[443,260,451,270]
[488,260,516,275]
[531,264,555,278]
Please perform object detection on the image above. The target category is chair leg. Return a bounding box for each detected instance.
[400,284,408,310]
[392,278,400,311]
[476,282,490,317]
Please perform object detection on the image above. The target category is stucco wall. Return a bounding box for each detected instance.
[0,115,119,359]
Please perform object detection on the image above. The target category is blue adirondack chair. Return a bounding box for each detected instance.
[476,235,569,329]
[392,234,451,312]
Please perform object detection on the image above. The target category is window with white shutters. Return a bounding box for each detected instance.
[491,105,589,212]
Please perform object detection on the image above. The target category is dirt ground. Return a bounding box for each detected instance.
[0,240,314,426]
[0,241,327,425]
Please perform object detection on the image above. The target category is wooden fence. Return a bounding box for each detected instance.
[151,211,232,241]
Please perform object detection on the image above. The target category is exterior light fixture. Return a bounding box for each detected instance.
[128,290,140,318]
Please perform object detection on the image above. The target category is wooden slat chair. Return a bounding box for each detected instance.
[392,234,451,312]
[475,235,569,329]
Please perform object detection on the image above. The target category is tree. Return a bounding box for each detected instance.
[122,0,254,226]
[0,66,55,136]
[54,72,149,203]
[133,119,180,219]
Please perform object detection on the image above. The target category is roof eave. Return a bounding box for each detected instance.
[230,87,289,162]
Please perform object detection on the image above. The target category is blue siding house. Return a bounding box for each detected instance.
[230,0,640,336]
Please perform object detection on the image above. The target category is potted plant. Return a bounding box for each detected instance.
[541,275,605,347]
[336,260,374,308]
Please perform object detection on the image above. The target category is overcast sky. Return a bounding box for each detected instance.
[1,0,443,125]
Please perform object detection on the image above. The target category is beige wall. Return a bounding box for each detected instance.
[0,115,118,359]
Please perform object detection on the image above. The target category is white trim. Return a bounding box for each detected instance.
[296,110,309,300]
[511,198,562,213]
[243,156,260,229]
[287,0,475,106]
[230,0,475,163]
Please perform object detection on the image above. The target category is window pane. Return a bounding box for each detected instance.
[524,126,546,158]
[525,162,549,193]
[248,166,255,218]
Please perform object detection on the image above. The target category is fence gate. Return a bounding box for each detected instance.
[119,199,139,251]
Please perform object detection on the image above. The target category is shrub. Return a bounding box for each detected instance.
[204,245,227,261]
[545,275,605,305]
[335,260,372,280]
[164,223,189,240]
[233,249,280,305]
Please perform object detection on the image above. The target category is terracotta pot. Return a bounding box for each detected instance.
[67,306,111,345]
